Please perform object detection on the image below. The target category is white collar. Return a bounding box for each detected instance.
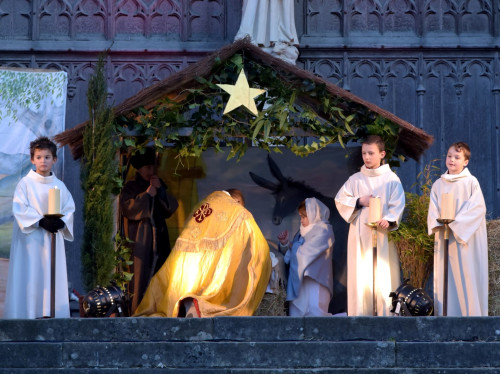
[27,169,55,184]
[360,163,391,177]
[441,167,471,182]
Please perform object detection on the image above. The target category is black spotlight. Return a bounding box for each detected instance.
[389,279,434,316]
[83,282,127,317]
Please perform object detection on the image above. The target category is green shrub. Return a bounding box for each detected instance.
[81,55,117,290]
[390,161,439,289]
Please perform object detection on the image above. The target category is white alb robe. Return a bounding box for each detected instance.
[335,164,405,316]
[4,169,75,319]
[427,168,488,316]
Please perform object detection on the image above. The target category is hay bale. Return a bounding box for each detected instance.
[254,287,287,316]
[488,219,500,315]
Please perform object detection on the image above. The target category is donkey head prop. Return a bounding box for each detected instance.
[250,153,352,315]
[249,154,336,226]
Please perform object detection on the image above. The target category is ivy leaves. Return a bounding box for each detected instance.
[114,54,401,165]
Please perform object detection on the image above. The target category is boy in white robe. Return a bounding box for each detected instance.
[427,142,488,316]
[4,137,75,319]
[335,135,405,316]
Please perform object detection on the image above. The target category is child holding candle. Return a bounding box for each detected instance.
[335,135,405,316]
[4,137,75,319]
[427,141,488,316]
[277,198,335,316]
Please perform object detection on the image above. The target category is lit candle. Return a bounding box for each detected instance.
[440,192,455,220]
[48,187,61,215]
[368,196,382,223]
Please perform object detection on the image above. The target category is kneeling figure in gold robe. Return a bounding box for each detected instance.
[134,190,271,317]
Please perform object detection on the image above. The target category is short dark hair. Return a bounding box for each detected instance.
[30,136,57,159]
[449,142,471,161]
[362,135,385,152]
[226,188,245,207]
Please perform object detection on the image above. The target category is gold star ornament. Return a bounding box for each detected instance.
[217,70,266,116]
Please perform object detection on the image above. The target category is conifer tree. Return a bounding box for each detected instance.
[81,55,116,290]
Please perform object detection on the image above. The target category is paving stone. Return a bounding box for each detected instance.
[396,342,500,368]
[0,342,62,368]
[306,317,500,342]
[212,316,305,341]
[62,341,394,369]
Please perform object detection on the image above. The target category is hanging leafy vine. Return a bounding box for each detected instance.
[114,54,402,166]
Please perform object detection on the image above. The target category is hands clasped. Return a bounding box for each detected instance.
[39,217,65,233]
[146,175,161,197]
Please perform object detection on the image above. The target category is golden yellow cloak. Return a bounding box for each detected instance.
[134,191,271,317]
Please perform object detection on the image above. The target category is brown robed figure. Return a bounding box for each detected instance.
[120,148,179,313]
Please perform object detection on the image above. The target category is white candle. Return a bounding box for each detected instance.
[368,197,382,223]
[48,187,61,215]
[440,192,455,220]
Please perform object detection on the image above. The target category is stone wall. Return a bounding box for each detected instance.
[1,317,500,372]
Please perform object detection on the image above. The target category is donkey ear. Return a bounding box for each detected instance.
[267,154,286,182]
[249,172,279,191]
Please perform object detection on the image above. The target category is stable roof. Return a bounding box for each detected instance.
[55,38,433,160]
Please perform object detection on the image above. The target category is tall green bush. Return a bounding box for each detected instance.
[390,161,440,289]
[81,55,117,290]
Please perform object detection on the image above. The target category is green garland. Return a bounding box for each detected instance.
[115,54,402,166]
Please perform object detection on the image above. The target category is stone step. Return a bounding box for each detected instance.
[1,317,500,342]
[2,370,500,374]
[1,317,500,372]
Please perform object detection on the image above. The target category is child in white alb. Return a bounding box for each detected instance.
[4,137,75,319]
[335,135,405,316]
[427,141,488,316]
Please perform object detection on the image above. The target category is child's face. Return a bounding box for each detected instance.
[362,143,386,169]
[31,148,56,177]
[446,146,469,175]
[299,210,309,227]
